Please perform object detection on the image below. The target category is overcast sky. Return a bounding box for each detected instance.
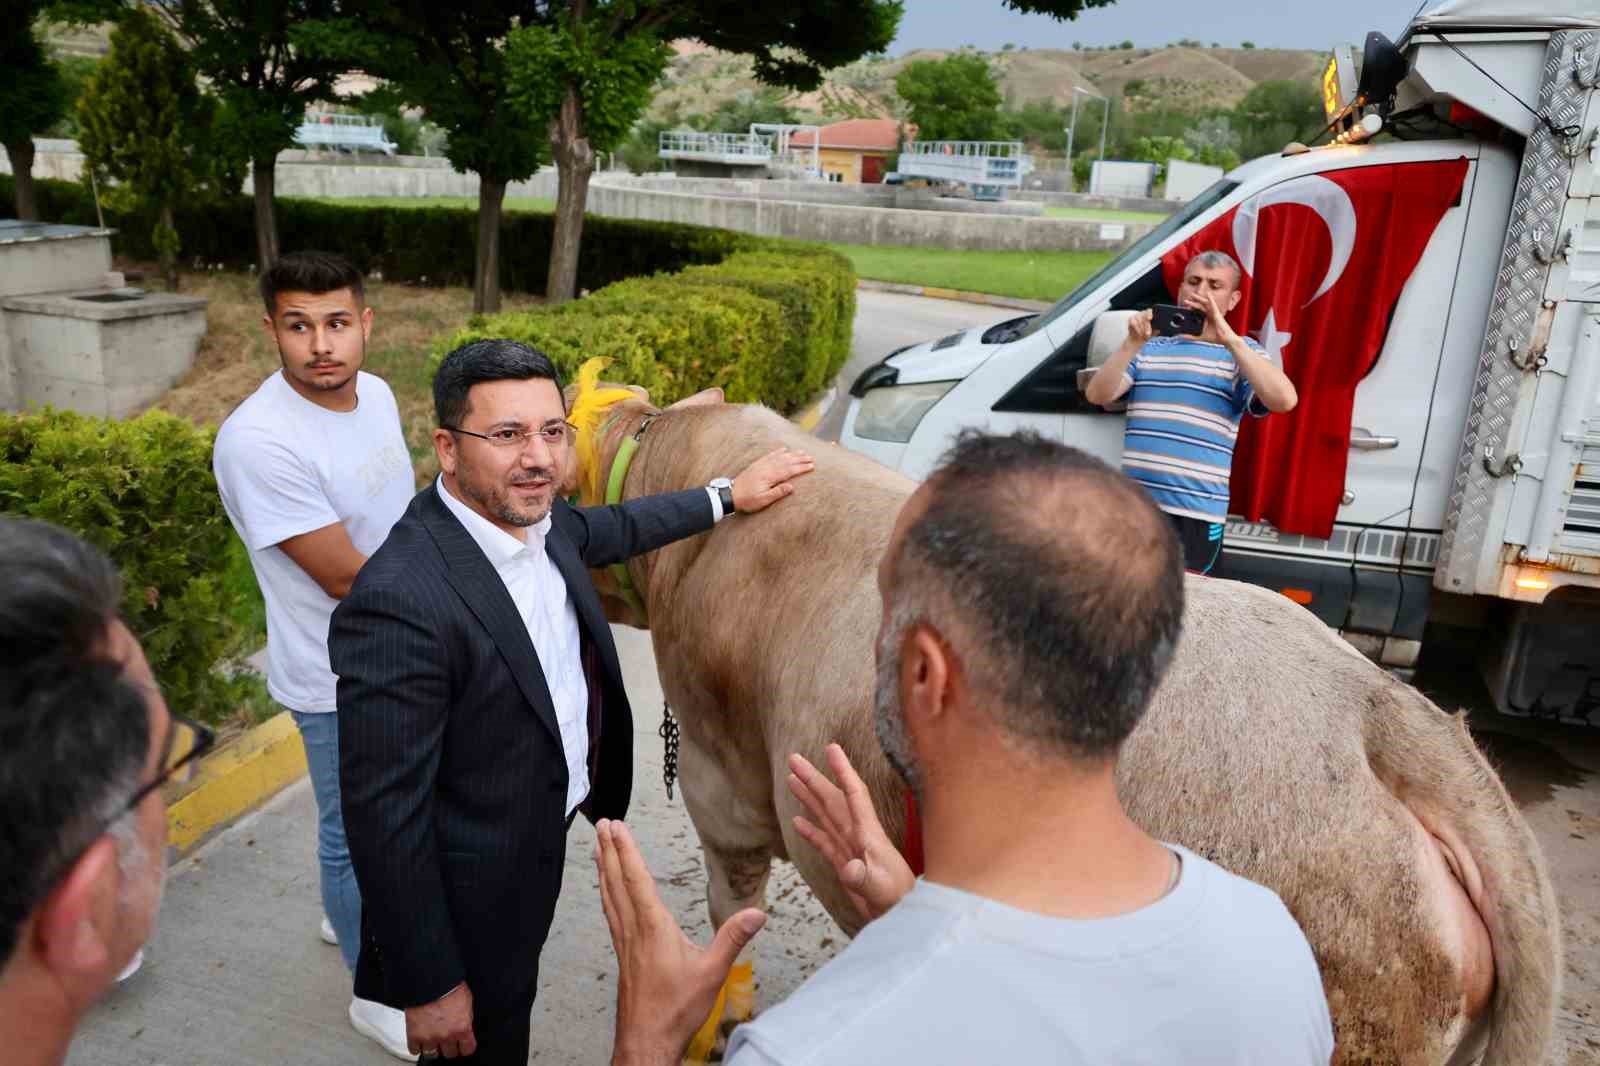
[888,1,1433,54]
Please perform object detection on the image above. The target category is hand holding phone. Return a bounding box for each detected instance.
[1151,304,1206,338]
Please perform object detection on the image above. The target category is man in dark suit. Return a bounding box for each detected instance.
[330,339,813,1063]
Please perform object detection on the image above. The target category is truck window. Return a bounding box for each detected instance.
[994,264,1174,414]
[1018,180,1239,341]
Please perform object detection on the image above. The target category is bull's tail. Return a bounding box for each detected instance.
[1361,681,1562,1065]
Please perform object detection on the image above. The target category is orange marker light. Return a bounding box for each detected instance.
[1279,588,1314,605]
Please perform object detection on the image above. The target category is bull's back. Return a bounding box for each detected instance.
[1119,576,1539,1064]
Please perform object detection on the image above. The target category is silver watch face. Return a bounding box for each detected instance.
[710,477,733,490]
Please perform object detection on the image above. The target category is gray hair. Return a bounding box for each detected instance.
[1184,250,1243,288]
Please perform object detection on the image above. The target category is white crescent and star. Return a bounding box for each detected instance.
[1227,174,1359,360]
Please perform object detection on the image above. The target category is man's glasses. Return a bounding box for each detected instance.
[444,421,576,450]
[124,712,216,814]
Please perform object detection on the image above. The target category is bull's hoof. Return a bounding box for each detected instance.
[684,962,755,1065]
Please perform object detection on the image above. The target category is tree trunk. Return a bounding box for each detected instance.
[4,139,39,222]
[545,84,594,307]
[474,176,507,314]
[159,203,178,292]
[252,155,279,272]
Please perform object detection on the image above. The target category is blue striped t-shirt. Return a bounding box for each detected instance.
[1120,334,1272,523]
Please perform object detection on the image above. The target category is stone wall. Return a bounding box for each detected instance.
[581,180,1150,252]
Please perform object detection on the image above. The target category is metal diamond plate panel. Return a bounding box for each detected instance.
[1437,30,1591,593]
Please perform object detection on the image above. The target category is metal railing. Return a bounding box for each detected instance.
[897,141,1034,189]
[294,112,397,155]
[657,130,774,163]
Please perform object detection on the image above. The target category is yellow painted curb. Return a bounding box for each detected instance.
[790,387,834,433]
[165,710,307,854]
[920,285,963,301]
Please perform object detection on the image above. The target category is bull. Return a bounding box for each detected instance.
[563,371,1560,1066]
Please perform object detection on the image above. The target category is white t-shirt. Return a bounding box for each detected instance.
[727,846,1334,1066]
[213,370,415,713]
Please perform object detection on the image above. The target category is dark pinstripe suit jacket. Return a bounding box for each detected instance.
[330,481,713,1019]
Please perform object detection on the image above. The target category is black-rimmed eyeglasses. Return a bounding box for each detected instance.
[123,712,216,815]
[443,421,576,449]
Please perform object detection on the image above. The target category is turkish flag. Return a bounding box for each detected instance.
[1160,158,1469,538]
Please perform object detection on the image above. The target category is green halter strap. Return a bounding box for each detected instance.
[601,412,659,623]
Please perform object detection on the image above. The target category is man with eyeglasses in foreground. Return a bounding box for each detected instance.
[0,517,215,1066]
[330,339,813,1063]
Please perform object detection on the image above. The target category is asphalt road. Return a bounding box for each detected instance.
[64,290,1599,1065]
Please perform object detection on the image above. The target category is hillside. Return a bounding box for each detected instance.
[648,41,1326,124]
[37,20,1325,129]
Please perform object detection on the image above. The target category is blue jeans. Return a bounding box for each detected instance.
[290,709,361,974]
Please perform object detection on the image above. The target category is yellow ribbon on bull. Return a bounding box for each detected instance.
[567,356,639,507]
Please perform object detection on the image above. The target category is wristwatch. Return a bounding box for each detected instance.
[709,477,736,519]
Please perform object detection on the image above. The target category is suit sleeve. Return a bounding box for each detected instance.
[331,584,464,1007]
[564,488,715,568]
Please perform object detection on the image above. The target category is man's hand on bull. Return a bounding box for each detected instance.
[787,744,916,924]
[595,819,768,1066]
[730,447,816,514]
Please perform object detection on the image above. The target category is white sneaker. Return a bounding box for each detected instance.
[320,916,338,946]
[114,948,144,983]
[349,997,418,1062]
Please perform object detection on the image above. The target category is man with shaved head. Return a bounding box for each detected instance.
[592,431,1333,1066]
[1086,250,1298,574]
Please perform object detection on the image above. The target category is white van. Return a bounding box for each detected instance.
[840,0,1600,724]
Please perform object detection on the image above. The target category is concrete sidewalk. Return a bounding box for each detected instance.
[66,625,841,1066]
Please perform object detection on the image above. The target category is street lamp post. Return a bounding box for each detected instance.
[1065,85,1110,191]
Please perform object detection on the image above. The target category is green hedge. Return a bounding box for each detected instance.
[434,246,857,414]
[0,409,255,726]
[0,173,755,295]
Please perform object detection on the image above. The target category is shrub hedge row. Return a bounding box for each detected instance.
[0,173,754,294]
[435,245,857,413]
[0,410,255,725]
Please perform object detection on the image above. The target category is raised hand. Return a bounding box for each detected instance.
[787,744,915,924]
[596,820,767,1066]
[731,447,815,514]
[1126,308,1154,345]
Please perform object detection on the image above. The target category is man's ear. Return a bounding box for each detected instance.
[433,428,458,477]
[260,312,277,342]
[901,625,952,725]
[668,387,724,410]
[36,836,120,981]
[360,305,375,343]
[1225,288,1243,314]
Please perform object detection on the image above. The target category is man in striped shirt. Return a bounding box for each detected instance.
[1085,251,1298,573]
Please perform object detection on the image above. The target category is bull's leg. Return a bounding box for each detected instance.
[676,729,777,1062]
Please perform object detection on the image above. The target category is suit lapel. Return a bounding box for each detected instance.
[419,485,563,747]
[544,518,612,652]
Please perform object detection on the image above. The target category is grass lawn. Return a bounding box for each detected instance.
[825,243,1113,303]
[310,194,557,213]
[1041,205,1167,223]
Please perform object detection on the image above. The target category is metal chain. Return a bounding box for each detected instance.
[658,700,679,800]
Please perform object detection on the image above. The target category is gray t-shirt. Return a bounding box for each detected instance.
[727,846,1333,1066]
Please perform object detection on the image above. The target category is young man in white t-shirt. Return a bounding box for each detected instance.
[213,251,417,1060]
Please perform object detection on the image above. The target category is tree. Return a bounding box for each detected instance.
[145,1,354,271]
[503,0,906,306]
[0,15,69,221]
[1241,40,1256,49]
[895,54,1004,141]
[327,4,556,314]
[76,7,242,290]
[1233,79,1322,159]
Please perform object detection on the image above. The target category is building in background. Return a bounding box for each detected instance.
[789,119,907,184]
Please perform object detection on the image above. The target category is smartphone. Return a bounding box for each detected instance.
[1151,304,1206,337]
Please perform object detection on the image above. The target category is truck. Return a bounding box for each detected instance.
[838,0,1600,726]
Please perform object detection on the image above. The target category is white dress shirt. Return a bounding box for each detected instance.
[436,476,591,815]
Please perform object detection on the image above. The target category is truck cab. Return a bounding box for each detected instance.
[839,0,1600,724]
